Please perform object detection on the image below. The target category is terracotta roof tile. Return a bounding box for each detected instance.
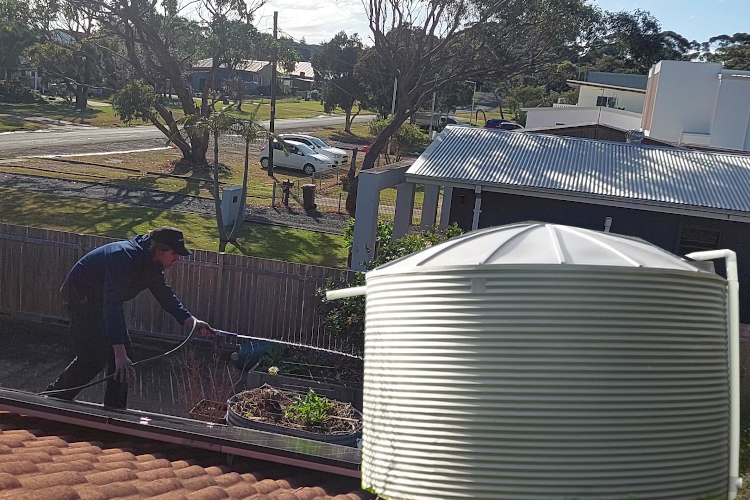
[0,412,373,500]
[175,464,209,480]
[86,467,139,485]
[0,472,21,490]
[0,484,81,500]
[137,467,179,481]
[134,477,184,496]
[184,486,229,500]
[137,458,174,471]
[223,481,257,498]
[53,452,100,464]
[19,470,88,489]
[37,459,95,474]
[180,475,217,491]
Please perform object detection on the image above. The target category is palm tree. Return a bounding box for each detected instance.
[169,111,234,251]
[228,103,264,242]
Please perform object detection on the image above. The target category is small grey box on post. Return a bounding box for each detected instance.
[221,186,244,227]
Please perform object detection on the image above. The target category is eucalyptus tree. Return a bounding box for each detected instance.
[346,0,598,213]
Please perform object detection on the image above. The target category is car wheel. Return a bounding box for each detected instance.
[303,164,315,175]
[260,157,269,169]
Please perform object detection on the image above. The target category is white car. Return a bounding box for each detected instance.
[277,134,349,166]
[258,140,333,175]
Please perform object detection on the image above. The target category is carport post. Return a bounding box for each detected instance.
[420,184,440,230]
[471,185,482,231]
[393,182,416,239]
[439,185,453,229]
[351,172,382,271]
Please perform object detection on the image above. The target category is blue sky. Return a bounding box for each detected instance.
[594,0,750,42]
[256,0,750,45]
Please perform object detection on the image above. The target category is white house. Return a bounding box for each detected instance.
[524,72,647,130]
[642,60,750,152]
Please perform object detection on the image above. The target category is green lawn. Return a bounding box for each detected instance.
[0,187,348,267]
[1,97,371,130]
[0,100,123,127]
[3,149,312,200]
[0,114,47,132]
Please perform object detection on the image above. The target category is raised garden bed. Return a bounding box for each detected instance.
[227,385,362,447]
[189,399,227,424]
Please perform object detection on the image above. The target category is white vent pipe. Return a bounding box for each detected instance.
[686,249,742,499]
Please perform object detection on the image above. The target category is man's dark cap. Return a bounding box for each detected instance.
[150,227,191,256]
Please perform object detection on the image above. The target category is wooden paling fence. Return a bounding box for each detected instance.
[0,224,356,354]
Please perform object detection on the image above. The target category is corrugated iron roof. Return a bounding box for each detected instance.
[192,58,270,72]
[406,126,750,215]
[290,61,314,77]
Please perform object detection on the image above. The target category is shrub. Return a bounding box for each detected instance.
[320,222,463,355]
[368,119,429,162]
[0,80,41,103]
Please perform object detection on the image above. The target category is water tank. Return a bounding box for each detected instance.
[361,222,730,500]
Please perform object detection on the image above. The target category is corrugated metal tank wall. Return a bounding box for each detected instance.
[362,266,729,500]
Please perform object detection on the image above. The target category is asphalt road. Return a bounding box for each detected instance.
[0,114,373,159]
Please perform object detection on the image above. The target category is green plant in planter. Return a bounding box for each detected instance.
[284,390,332,426]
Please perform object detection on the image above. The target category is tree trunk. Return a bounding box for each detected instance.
[212,133,228,251]
[229,141,250,242]
[237,98,243,112]
[74,86,88,111]
[344,107,352,133]
[190,130,209,165]
[344,112,407,216]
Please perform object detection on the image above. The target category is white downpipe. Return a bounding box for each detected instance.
[326,286,366,300]
[686,249,742,498]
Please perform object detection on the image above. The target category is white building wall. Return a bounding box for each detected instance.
[644,61,722,144]
[524,107,642,131]
[711,76,750,151]
[577,86,645,113]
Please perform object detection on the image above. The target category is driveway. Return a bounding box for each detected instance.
[0,115,373,159]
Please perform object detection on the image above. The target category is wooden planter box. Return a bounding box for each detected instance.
[189,399,227,424]
[245,372,363,411]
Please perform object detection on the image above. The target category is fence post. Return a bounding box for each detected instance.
[212,252,225,325]
[338,193,342,213]
[271,180,276,207]
[77,232,85,260]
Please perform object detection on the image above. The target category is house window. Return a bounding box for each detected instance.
[596,96,617,107]
[677,226,721,255]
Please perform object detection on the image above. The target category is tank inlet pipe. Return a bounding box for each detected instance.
[325,286,366,300]
[686,249,742,498]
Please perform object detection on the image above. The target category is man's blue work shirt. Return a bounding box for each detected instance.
[60,234,192,345]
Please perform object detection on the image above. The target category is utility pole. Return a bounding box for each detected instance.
[428,73,439,140]
[386,75,397,158]
[470,81,477,126]
[267,11,278,178]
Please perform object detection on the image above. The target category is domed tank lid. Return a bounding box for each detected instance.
[370,222,712,276]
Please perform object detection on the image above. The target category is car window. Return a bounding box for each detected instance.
[294,143,316,155]
[309,137,327,148]
[297,139,312,146]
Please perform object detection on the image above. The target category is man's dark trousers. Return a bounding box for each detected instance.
[45,298,134,409]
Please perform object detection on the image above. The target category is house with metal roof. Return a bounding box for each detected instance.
[189,59,316,95]
[351,125,750,320]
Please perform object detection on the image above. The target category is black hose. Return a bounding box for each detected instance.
[37,322,199,396]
